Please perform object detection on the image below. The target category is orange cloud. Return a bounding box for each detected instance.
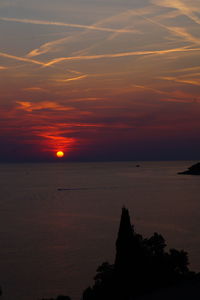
[16,101,74,112]
[56,74,88,82]
[22,87,48,92]
[38,132,76,153]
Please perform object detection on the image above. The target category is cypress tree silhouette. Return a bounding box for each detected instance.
[115,206,134,272]
[114,207,148,298]
[114,207,135,298]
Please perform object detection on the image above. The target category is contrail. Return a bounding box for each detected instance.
[1,46,199,68]
[151,0,200,25]
[0,51,45,66]
[44,46,200,67]
[0,17,138,33]
[56,75,88,82]
[25,9,141,57]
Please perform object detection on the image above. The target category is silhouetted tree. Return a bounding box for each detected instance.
[114,207,146,298]
[82,287,93,300]
[94,262,114,285]
[82,262,115,300]
[41,296,71,300]
[145,232,166,256]
[168,249,189,278]
[82,207,195,300]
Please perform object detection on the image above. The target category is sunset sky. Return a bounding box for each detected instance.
[1,0,200,161]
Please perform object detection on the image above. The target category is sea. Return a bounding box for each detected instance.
[0,161,200,300]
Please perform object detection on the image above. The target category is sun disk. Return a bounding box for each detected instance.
[56,151,64,158]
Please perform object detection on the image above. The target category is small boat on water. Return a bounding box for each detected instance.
[178,162,200,175]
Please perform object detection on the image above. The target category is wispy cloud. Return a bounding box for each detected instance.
[0,66,8,70]
[154,10,181,21]
[0,51,44,66]
[159,76,200,86]
[22,87,48,92]
[27,36,72,57]
[3,8,145,66]
[166,26,200,46]
[138,13,200,47]
[56,74,88,82]
[131,84,169,95]
[43,46,200,67]
[16,101,74,112]
[170,65,200,74]
[32,126,77,153]
[0,17,138,34]
[151,0,200,25]
[70,97,106,103]
[25,9,142,58]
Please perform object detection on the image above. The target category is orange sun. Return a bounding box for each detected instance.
[56,151,64,158]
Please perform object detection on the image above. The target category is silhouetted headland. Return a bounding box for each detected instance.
[40,207,199,300]
[178,162,200,175]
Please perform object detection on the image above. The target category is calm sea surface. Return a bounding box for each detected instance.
[0,161,200,300]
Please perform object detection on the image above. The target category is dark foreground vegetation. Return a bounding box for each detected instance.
[0,207,199,299]
[41,296,71,300]
[40,207,199,300]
